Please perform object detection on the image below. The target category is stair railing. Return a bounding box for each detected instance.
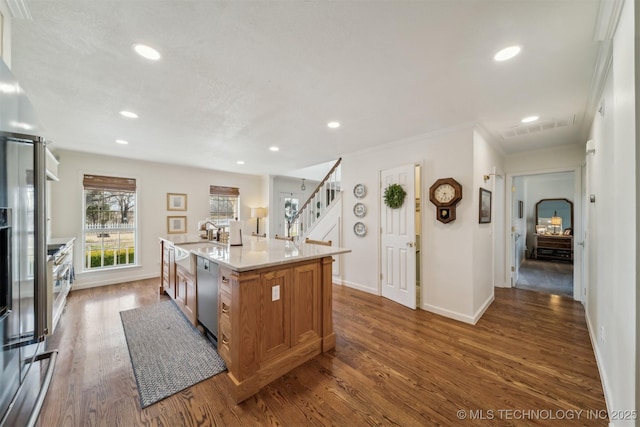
[287,157,342,239]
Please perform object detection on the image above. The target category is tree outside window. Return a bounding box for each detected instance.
[83,175,137,270]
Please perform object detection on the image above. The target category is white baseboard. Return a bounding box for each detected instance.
[72,273,158,290]
[332,274,346,285]
[472,293,495,324]
[422,293,493,325]
[341,279,379,295]
[422,303,475,324]
[585,311,614,423]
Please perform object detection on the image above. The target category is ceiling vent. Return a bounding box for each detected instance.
[7,0,33,20]
[502,115,576,139]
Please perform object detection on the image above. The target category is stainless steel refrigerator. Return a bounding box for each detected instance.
[0,59,57,426]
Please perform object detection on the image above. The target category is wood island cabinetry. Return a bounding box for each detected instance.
[158,235,349,403]
[160,240,175,298]
[175,264,197,326]
[160,239,197,326]
[218,257,333,403]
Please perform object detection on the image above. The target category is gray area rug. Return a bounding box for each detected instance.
[120,300,226,408]
[516,258,573,297]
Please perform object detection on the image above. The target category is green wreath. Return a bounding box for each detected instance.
[384,184,407,209]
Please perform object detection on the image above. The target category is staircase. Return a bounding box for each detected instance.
[287,158,341,240]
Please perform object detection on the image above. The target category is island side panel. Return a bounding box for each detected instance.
[260,269,291,361]
[321,256,335,351]
[291,262,321,345]
[224,258,332,403]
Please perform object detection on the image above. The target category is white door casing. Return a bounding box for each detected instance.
[380,164,417,309]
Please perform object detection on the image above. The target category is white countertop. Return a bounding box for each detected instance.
[163,235,350,273]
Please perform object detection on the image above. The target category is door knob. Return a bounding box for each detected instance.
[406,242,415,247]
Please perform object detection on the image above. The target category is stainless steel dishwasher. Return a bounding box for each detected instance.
[196,256,218,345]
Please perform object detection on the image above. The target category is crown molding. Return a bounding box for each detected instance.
[5,0,32,20]
[593,0,625,41]
[580,0,625,142]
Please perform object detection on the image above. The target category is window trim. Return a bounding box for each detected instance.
[209,186,240,226]
[81,173,139,272]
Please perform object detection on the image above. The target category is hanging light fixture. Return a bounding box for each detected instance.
[301,179,306,191]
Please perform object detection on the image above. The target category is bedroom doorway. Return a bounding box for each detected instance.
[509,171,582,300]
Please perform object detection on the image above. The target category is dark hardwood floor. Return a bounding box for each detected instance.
[38,279,607,426]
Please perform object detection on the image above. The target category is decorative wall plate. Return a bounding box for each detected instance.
[353,203,367,218]
[353,222,367,237]
[353,183,367,199]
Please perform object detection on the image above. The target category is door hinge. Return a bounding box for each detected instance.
[511,186,516,192]
[511,226,516,232]
[380,273,383,280]
[511,266,515,272]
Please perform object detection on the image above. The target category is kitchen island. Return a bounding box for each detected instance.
[159,235,350,403]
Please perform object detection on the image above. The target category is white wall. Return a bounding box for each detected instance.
[340,125,501,323]
[0,2,12,67]
[505,144,584,174]
[585,0,636,423]
[472,130,504,315]
[50,149,264,289]
[306,193,343,279]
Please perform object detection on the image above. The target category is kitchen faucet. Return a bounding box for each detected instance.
[203,220,219,241]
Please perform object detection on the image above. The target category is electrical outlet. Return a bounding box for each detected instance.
[600,326,605,343]
[272,285,280,301]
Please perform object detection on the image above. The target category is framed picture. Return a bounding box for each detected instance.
[518,200,524,219]
[479,188,492,224]
[167,216,187,234]
[167,193,187,211]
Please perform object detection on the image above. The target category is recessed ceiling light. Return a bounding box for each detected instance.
[493,46,521,62]
[269,146,280,152]
[327,121,341,129]
[133,43,161,61]
[115,139,129,145]
[521,115,539,123]
[236,160,245,165]
[120,110,138,119]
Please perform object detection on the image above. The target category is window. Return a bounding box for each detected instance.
[209,185,239,227]
[83,174,137,271]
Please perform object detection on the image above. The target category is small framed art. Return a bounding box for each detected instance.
[167,193,187,211]
[479,188,492,224]
[167,216,187,234]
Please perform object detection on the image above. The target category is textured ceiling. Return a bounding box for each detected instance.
[10,1,602,176]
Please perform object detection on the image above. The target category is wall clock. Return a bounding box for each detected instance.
[429,178,462,224]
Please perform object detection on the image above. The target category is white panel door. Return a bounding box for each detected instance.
[380,164,416,309]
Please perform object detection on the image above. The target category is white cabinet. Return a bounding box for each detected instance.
[45,148,59,181]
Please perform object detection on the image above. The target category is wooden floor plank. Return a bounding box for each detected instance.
[38,279,607,426]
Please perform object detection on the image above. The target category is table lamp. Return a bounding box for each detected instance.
[550,211,562,234]
[250,207,267,234]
